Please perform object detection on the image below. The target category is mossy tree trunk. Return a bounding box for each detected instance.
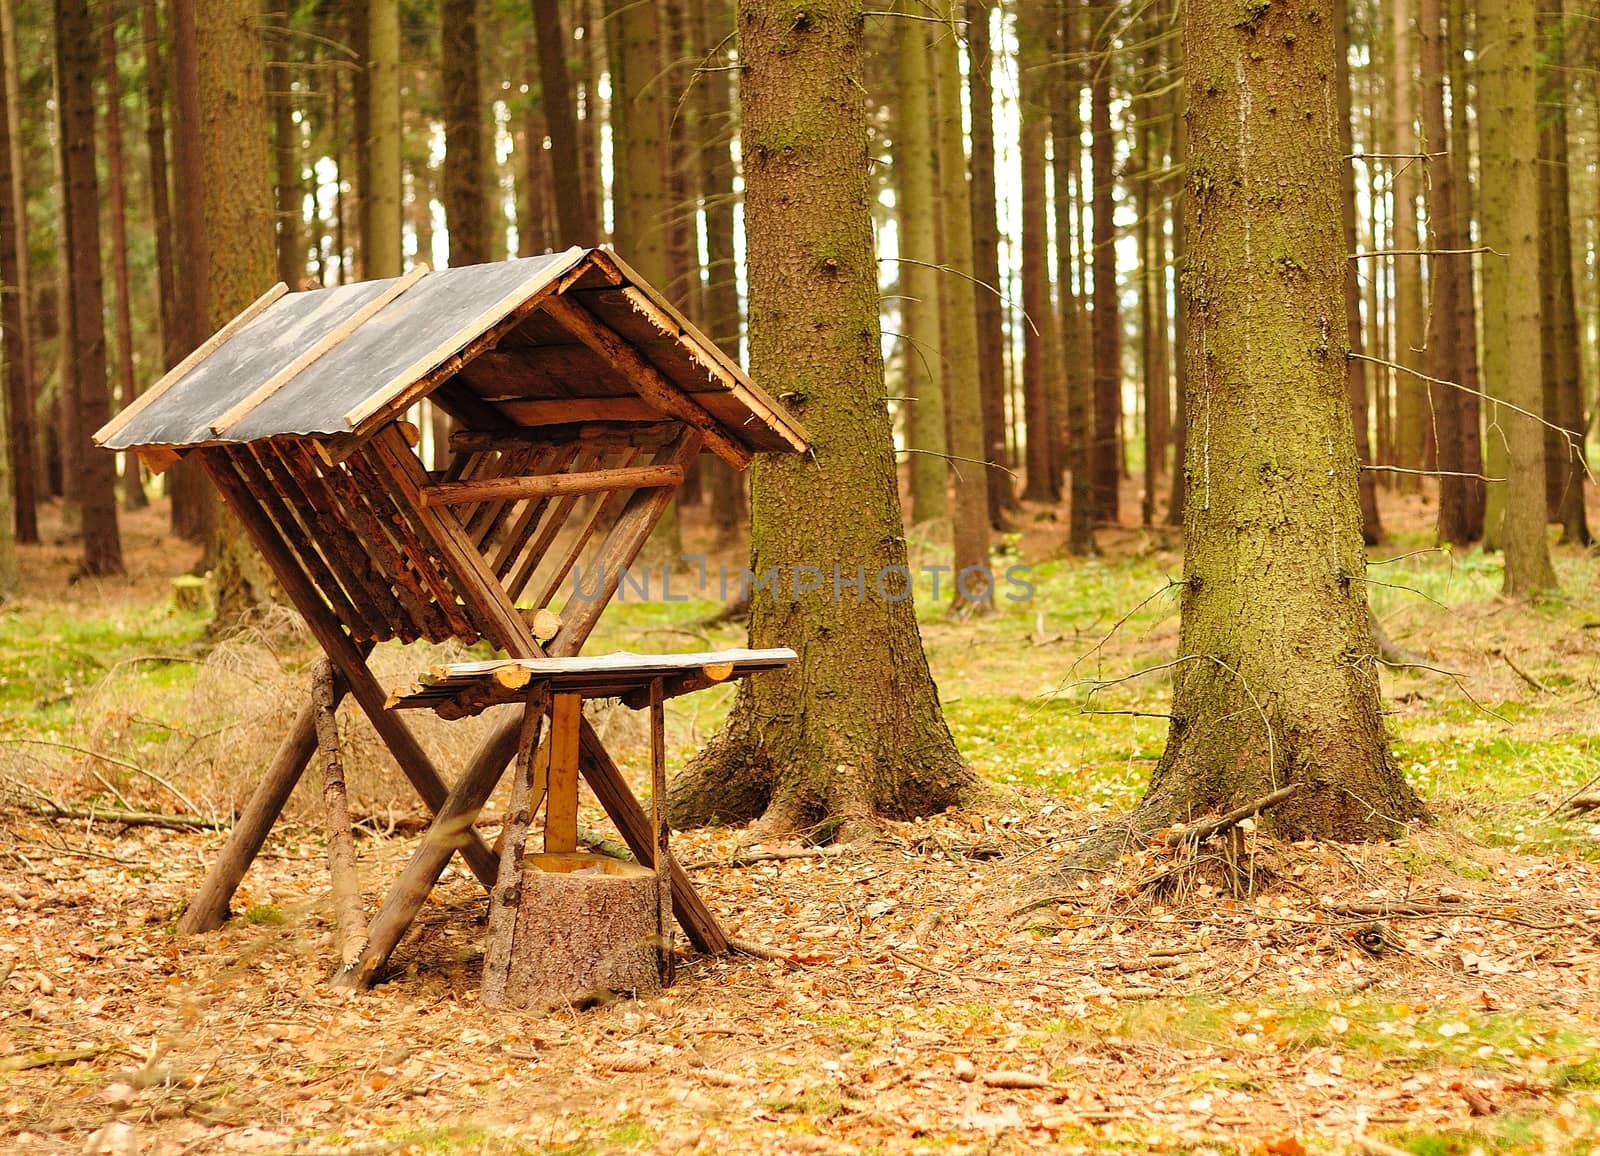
[964,0,1013,530]
[1118,0,1426,849]
[1335,0,1383,545]
[667,0,977,840]
[934,2,992,615]
[893,0,946,526]
[1479,0,1557,593]
[193,0,280,625]
[1017,0,1053,505]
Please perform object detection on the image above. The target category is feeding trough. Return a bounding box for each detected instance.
[94,247,808,992]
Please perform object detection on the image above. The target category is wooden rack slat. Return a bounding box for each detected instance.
[421,463,685,507]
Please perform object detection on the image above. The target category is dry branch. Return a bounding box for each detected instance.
[1165,784,1298,846]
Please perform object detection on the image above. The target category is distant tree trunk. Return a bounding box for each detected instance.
[1478,0,1556,593]
[518,87,553,256]
[1056,0,1093,550]
[348,1,370,278]
[193,0,282,624]
[1134,0,1160,527]
[693,0,745,539]
[1088,0,1120,523]
[1536,2,1587,545]
[167,0,210,543]
[56,0,122,575]
[935,1,992,615]
[0,0,34,545]
[1165,23,1187,530]
[101,8,144,511]
[1337,0,1381,543]
[1104,0,1425,854]
[1018,0,1052,505]
[441,0,489,266]
[894,0,946,526]
[367,0,402,278]
[532,0,593,243]
[668,0,976,838]
[964,0,1012,529]
[268,25,300,286]
[1390,0,1428,486]
[1445,0,1484,537]
[574,0,604,241]
[140,0,178,372]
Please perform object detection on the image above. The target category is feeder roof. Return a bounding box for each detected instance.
[94,247,807,459]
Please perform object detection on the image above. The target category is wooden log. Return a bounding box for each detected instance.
[481,690,548,1008]
[420,464,685,507]
[312,658,369,971]
[500,852,663,1009]
[334,714,530,990]
[544,692,582,853]
[525,608,563,642]
[177,675,347,935]
[540,294,753,469]
[649,678,673,984]
[200,449,501,890]
[451,422,677,455]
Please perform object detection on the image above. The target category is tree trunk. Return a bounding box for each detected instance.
[1113,0,1425,850]
[1421,0,1473,545]
[693,0,745,540]
[532,0,594,244]
[667,0,976,839]
[964,0,1012,529]
[1536,3,1587,545]
[167,0,211,543]
[1446,0,1484,537]
[894,0,946,525]
[1164,25,1187,530]
[193,0,281,624]
[1018,0,1053,505]
[367,0,403,278]
[1390,0,1428,487]
[441,0,489,266]
[574,0,604,241]
[139,0,178,373]
[0,0,34,545]
[101,8,143,511]
[934,1,992,615]
[517,86,553,257]
[56,0,122,576]
[1056,0,1093,550]
[1478,0,1557,593]
[1088,0,1119,523]
[1336,0,1382,544]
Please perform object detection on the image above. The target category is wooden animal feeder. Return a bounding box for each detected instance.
[93,247,809,994]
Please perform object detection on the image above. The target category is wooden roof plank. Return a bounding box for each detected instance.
[210,265,430,436]
[94,281,289,446]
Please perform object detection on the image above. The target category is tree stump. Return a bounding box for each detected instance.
[500,851,661,1009]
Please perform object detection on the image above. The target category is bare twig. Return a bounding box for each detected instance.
[1166,785,1298,846]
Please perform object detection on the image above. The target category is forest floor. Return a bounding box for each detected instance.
[3,483,1600,1155]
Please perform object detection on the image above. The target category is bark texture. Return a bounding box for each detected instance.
[441,0,489,266]
[532,0,595,244]
[367,0,402,278]
[1128,0,1425,847]
[0,0,33,546]
[1479,0,1557,593]
[668,0,976,838]
[1088,0,1120,523]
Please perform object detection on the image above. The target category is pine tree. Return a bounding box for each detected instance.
[368,0,403,278]
[1018,0,1054,505]
[1106,0,1425,849]
[1087,0,1120,522]
[668,0,976,837]
[532,0,593,243]
[0,0,34,546]
[441,0,489,266]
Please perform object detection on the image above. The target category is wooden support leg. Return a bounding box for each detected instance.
[177,692,329,934]
[335,716,530,989]
[480,690,548,1007]
[543,692,581,853]
[312,658,369,972]
[203,449,500,890]
[649,678,673,984]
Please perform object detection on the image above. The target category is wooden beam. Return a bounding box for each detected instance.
[451,422,677,455]
[649,677,672,984]
[199,448,502,890]
[210,266,429,435]
[543,692,582,853]
[95,281,289,445]
[480,691,549,1007]
[540,294,753,469]
[489,396,665,427]
[420,463,684,507]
